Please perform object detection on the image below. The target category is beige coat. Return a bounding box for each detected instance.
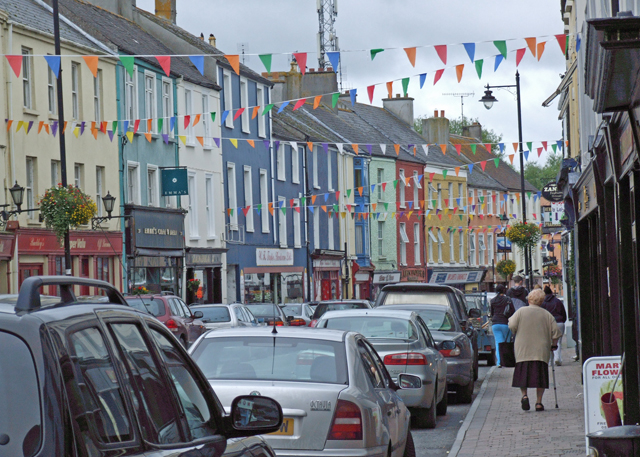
[508,305,562,363]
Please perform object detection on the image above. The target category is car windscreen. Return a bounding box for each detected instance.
[195,307,231,323]
[245,304,279,318]
[281,304,302,317]
[0,331,41,456]
[323,316,418,340]
[414,309,456,331]
[381,291,449,306]
[126,298,165,317]
[192,337,348,384]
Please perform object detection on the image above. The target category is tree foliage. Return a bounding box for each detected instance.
[523,154,562,191]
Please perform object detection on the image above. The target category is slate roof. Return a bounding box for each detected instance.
[58,0,217,89]
[450,134,538,192]
[136,8,272,87]
[0,0,102,51]
[440,137,508,192]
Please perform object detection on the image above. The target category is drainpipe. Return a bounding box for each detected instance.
[303,137,311,301]
[268,89,276,242]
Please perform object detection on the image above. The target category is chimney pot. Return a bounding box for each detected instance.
[209,34,216,47]
[434,110,438,118]
[310,68,315,72]
[440,110,445,118]
[327,67,333,72]
[396,94,400,98]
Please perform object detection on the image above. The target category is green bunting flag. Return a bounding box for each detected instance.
[332,92,340,108]
[494,40,508,59]
[384,203,389,211]
[210,112,216,123]
[333,204,339,212]
[157,118,163,132]
[393,180,398,189]
[494,158,500,168]
[402,77,410,96]
[263,104,274,115]
[475,59,483,79]
[527,192,532,199]
[370,49,384,60]
[552,144,558,153]
[459,215,463,221]
[301,197,306,206]
[443,170,448,179]
[347,189,352,198]
[259,54,272,74]
[281,207,286,215]
[526,142,533,152]
[471,144,477,155]
[120,56,135,77]
[112,121,118,133]
[256,204,262,211]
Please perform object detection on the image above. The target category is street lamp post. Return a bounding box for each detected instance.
[92,192,130,229]
[1,182,40,229]
[480,71,533,290]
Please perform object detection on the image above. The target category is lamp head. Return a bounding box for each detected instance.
[479,87,497,110]
[102,191,116,217]
[9,181,24,210]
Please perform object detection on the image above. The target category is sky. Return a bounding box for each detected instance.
[138,0,567,165]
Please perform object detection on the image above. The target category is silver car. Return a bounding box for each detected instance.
[191,303,260,329]
[316,309,448,428]
[189,327,419,457]
[280,303,315,325]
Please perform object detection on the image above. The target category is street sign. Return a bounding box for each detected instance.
[542,256,558,267]
[542,182,564,202]
[161,168,188,196]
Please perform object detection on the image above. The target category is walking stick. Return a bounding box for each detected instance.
[550,349,559,409]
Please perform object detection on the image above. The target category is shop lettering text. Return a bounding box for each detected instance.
[256,248,294,266]
[142,227,179,236]
[592,362,620,377]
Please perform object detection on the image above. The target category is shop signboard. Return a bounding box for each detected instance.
[429,270,484,285]
[256,248,294,266]
[582,356,623,448]
[161,168,188,196]
[497,234,512,252]
[313,259,341,269]
[373,272,401,284]
[542,183,564,202]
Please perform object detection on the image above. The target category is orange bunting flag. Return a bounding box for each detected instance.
[193,114,201,126]
[147,119,152,132]
[404,47,417,67]
[440,144,447,155]
[155,56,171,77]
[82,56,99,78]
[321,206,327,213]
[394,144,400,155]
[252,106,259,119]
[311,195,317,205]
[293,98,306,110]
[512,142,519,152]
[307,142,313,151]
[92,129,98,140]
[455,144,462,155]
[352,144,359,155]
[6,120,13,131]
[38,121,44,134]
[196,136,204,146]
[456,64,464,83]
[226,55,240,75]
[268,202,274,215]
[100,121,107,133]
[313,95,322,109]
[372,203,377,212]
[455,167,460,177]
[144,132,152,142]
[509,154,515,165]
[247,139,255,148]
[358,187,363,196]
[537,41,546,61]
[233,108,244,121]
[525,37,537,57]
[386,81,393,98]
[435,45,447,65]
[566,140,569,148]
[44,124,50,134]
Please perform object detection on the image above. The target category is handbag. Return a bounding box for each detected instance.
[499,331,516,368]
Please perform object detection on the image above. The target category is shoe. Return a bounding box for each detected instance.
[497,365,502,368]
[535,403,544,412]
[573,356,579,362]
[521,396,530,411]
[555,360,562,366]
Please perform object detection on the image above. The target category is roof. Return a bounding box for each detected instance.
[441,137,508,192]
[200,326,348,342]
[58,0,217,89]
[450,134,538,192]
[136,8,272,87]
[0,0,103,51]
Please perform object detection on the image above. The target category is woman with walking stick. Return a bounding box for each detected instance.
[508,289,562,412]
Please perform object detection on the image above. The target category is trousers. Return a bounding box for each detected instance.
[492,324,510,367]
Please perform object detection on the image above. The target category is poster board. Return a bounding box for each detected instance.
[582,356,623,448]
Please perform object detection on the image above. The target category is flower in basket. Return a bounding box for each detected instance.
[496,259,516,279]
[131,286,149,296]
[187,278,201,293]
[506,221,542,251]
[39,184,97,243]
[546,265,563,285]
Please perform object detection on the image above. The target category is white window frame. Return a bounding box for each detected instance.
[428,230,435,263]
[162,77,172,136]
[413,171,419,208]
[428,184,435,209]
[399,170,406,209]
[188,171,199,239]
[449,231,455,264]
[147,164,159,207]
[313,148,319,189]
[256,84,266,138]
[71,62,80,120]
[22,47,33,109]
[469,189,475,214]
[328,153,333,191]
[205,174,216,239]
[240,77,249,133]
[478,234,486,266]
[292,146,300,184]
[223,70,233,129]
[314,208,320,248]
[469,234,476,266]
[488,233,494,265]
[94,69,102,123]
[127,161,140,205]
[50,160,60,187]
[277,143,286,181]
[437,229,445,263]
[458,183,463,206]
[377,168,384,200]
[260,169,269,233]
[378,221,384,257]
[478,190,484,215]
[279,196,287,248]
[293,198,301,248]
[459,232,465,264]
[124,64,138,123]
[25,157,36,219]
[487,190,493,215]
[202,94,211,147]
[244,165,254,233]
[437,183,442,210]
[48,61,57,115]
[96,166,104,217]
[399,223,408,265]
[413,223,420,265]
[227,163,238,228]
[74,163,83,191]
[185,88,194,144]
[448,183,454,209]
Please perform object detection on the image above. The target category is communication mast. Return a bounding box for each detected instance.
[442,92,474,121]
[317,0,340,79]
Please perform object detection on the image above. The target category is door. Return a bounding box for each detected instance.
[321,279,332,301]
[19,264,43,288]
[79,258,90,296]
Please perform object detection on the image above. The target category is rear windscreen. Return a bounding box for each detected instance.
[196,307,231,323]
[381,291,448,306]
[126,298,165,317]
[245,304,278,318]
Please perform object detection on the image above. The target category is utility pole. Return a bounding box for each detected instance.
[52,0,71,275]
[443,92,474,122]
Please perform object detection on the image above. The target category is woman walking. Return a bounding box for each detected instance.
[489,284,515,367]
[542,286,567,365]
[509,288,562,411]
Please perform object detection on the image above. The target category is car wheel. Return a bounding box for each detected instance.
[413,392,436,429]
[436,383,448,416]
[456,379,474,404]
[403,430,416,457]
[473,352,479,381]
[487,349,497,367]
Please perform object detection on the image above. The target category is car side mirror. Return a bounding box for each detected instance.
[468,308,481,318]
[225,395,283,438]
[397,373,422,389]
[193,311,204,319]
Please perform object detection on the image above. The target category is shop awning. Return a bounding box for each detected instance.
[429,270,486,285]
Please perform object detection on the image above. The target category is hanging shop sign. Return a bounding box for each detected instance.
[542,183,564,202]
[126,207,185,254]
[161,168,188,196]
[256,248,294,266]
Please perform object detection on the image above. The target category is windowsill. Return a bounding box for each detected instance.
[186,142,196,148]
[207,235,217,240]
[26,220,41,226]
[400,205,406,210]
[294,244,301,249]
[258,133,266,139]
[190,235,201,240]
[246,228,254,233]
[48,114,58,121]
[313,185,320,190]
[262,229,270,234]
[203,146,213,151]
[242,128,250,134]
[23,108,39,117]
[225,123,234,129]
[292,180,300,185]
[277,177,285,182]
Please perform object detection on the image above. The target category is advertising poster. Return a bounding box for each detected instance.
[582,356,623,447]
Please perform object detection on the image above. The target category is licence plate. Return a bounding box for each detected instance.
[270,417,294,436]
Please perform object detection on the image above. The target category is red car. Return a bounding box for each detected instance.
[126,294,206,347]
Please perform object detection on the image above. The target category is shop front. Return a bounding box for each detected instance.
[352,261,374,300]
[185,248,225,305]
[0,232,16,293]
[125,205,185,296]
[400,266,426,283]
[312,250,345,301]
[243,248,305,304]
[372,271,401,299]
[428,269,486,291]
[16,228,123,295]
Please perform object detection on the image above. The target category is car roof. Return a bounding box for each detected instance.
[320,308,417,320]
[381,283,455,292]
[201,325,348,342]
[320,299,369,304]
[382,304,453,313]
[191,303,234,308]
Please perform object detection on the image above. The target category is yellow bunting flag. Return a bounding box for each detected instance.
[73,127,80,138]
[16,121,24,132]
[144,132,152,142]
[82,56,99,78]
[247,139,255,148]
[196,136,204,146]
[408,211,413,219]
[230,138,238,148]
[178,135,186,145]
[127,131,135,143]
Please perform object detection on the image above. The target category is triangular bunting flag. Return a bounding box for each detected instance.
[313,95,322,109]
[189,55,204,75]
[463,43,475,62]
[513,142,519,152]
[434,45,447,64]
[494,158,500,168]
[326,51,340,71]
[332,92,340,108]
[155,56,171,76]
[293,99,306,110]
[277,102,289,113]
[144,132,152,142]
[262,104,274,115]
[119,56,135,77]
[252,106,259,119]
[349,89,357,106]
[480,161,487,171]
[494,40,507,58]
[404,47,417,67]
[525,37,537,57]
[247,139,255,148]
[537,42,546,61]
[293,53,308,75]
[555,34,568,54]
[82,56,99,77]
[509,154,514,164]
[516,48,526,67]
[434,69,444,85]
[6,55,22,77]
[370,49,384,60]
[367,85,375,104]
[402,77,409,96]
[475,59,483,79]
[455,166,460,176]
[259,54,272,74]
[494,54,504,71]
[226,55,240,75]
[456,64,464,83]
[44,55,61,78]
[230,138,238,148]
[470,144,477,154]
[196,136,204,146]
[419,73,427,89]
[440,144,447,155]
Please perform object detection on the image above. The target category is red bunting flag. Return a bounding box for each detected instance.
[429,172,435,182]
[293,99,306,110]
[455,144,462,155]
[101,121,107,133]
[226,55,240,75]
[516,48,526,67]
[434,45,447,65]
[293,53,308,75]
[455,64,464,83]
[155,56,171,76]
[537,42,546,61]
[386,81,393,98]
[242,207,250,217]
[480,161,487,171]
[433,69,444,85]
[537,147,543,157]
[184,115,191,129]
[367,85,375,104]
[555,34,567,54]
[233,108,245,120]
[6,55,22,77]
[382,182,387,192]
[525,37,537,57]
[133,119,140,134]
[484,143,491,152]
[404,47,417,67]
[83,56,99,77]
[542,141,548,151]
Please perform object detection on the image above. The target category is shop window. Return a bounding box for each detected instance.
[96,257,110,283]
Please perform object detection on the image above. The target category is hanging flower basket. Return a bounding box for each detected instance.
[187,278,201,293]
[506,222,542,251]
[39,184,97,243]
[496,259,516,279]
[546,265,562,285]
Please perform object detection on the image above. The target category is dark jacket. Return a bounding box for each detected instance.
[490,294,515,325]
[542,294,567,323]
[507,285,529,304]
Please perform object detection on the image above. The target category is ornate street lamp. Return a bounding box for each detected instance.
[1,181,39,229]
[92,192,130,229]
[479,87,497,110]
[9,181,25,211]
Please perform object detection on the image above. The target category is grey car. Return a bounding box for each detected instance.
[280,303,314,325]
[189,326,420,457]
[316,308,448,428]
[383,304,475,403]
[191,303,261,329]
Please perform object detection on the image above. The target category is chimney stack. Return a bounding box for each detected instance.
[421,109,450,145]
[155,0,176,24]
[209,34,216,47]
[382,94,415,127]
[462,122,483,141]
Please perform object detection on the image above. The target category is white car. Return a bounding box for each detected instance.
[189,326,419,456]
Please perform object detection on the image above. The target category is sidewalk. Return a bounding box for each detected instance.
[452,348,586,457]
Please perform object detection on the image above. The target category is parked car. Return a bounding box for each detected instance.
[382,304,475,403]
[280,303,314,325]
[189,326,419,456]
[309,299,372,327]
[245,303,289,326]
[0,276,283,457]
[126,294,206,347]
[376,283,480,381]
[191,303,261,330]
[465,292,497,366]
[316,308,448,428]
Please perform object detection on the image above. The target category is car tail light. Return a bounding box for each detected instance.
[309,319,318,327]
[275,320,284,326]
[165,319,178,330]
[289,318,306,326]
[439,341,461,357]
[327,400,362,440]
[484,345,492,352]
[383,353,427,365]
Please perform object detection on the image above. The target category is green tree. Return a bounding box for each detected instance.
[523,154,562,191]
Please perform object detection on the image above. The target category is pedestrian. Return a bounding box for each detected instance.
[507,275,529,310]
[489,284,515,367]
[533,284,542,290]
[508,288,561,412]
[542,286,567,365]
